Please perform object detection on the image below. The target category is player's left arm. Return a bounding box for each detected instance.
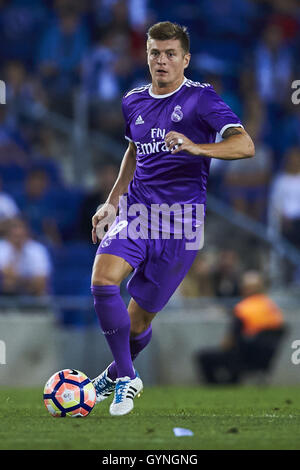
[165,127,255,160]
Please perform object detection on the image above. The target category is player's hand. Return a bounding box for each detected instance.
[165,131,199,155]
[91,202,117,244]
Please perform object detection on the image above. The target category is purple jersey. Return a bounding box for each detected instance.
[97,79,243,312]
[122,77,242,216]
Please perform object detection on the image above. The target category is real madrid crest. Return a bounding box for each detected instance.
[171,105,183,122]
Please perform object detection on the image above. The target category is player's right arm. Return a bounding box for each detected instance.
[91,141,136,244]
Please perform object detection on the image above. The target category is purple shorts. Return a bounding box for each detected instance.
[96,217,199,313]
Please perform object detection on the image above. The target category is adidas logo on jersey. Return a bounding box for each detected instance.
[135,115,144,125]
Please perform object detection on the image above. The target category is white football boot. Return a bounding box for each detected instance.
[92,365,116,404]
[109,373,143,416]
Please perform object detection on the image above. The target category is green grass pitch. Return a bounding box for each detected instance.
[0,385,300,450]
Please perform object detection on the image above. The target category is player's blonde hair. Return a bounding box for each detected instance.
[147,21,190,55]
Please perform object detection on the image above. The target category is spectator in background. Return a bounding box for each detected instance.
[266,0,299,42]
[192,0,258,78]
[195,271,285,384]
[179,252,215,299]
[4,60,39,117]
[223,116,273,221]
[86,0,149,94]
[91,0,130,31]
[82,17,137,138]
[212,249,242,299]
[0,217,52,296]
[81,26,133,102]
[0,0,49,68]
[30,126,63,188]
[209,74,243,119]
[3,59,48,130]
[199,0,258,40]
[77,163,119,240]
[269,147,300,249]
[15,168,62,246]
[0,106,29,192]
[255,21,293,106]
[2,60,49,153]
[179,249,242,300]
[37,2,89,105]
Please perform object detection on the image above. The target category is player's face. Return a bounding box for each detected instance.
[147,38,190,91]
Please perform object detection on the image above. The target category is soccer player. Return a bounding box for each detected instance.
[90,22,255,416]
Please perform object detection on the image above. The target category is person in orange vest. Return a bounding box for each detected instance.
[195,271,285,384]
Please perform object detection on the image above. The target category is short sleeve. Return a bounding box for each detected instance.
[27,243,52,277]
[198,85,243,136]
[0,194,19,220]
[121,98,133,142]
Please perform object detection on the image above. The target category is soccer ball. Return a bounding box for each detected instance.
[43,369,96,417]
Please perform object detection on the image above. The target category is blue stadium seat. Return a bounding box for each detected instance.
[51,242,97,326]
[0,164,27,194]
[51,242,96,294]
